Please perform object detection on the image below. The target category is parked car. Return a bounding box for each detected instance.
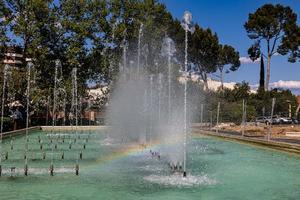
[255,116,271,125]
[280,117,293,124]
[292,118,299,124]
[270,116,281,124]
[255,116,293,125]
[270,115,293,124]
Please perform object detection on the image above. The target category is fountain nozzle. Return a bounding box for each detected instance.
[50,164,54,176]
[75,164,79,175]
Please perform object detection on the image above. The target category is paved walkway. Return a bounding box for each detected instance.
[192,127,300,153]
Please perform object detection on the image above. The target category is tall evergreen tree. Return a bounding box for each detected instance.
[259,54,265,91]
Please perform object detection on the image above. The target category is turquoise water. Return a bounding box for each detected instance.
[0,130,300,200]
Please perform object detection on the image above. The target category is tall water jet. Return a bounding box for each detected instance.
[52,60,59,131]
[158,73,163,122]
[216,102,220,134]
[181,11,195,177]
[137,23,143,76]
[63,95,66,126]
[121,32,128,81]
[0,64,10,174]
[1,64,10,140]
[162,37,176,123]
[25,61,33,151]
[149,74,154,145]
[71,67,78,135]
[46,95,50,126]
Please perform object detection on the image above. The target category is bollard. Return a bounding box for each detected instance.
[55,144,57,149]
[42,152,46,160]
[83,144,86,149]
[40,144,43,150]
[38,136,41,143]
[75,164,79,175]
[24,153,27,160]
[5,152,8,160]
[61,151,64,160]
[69,143,72,149]
[79,151,83,160]
[0,165,2,176]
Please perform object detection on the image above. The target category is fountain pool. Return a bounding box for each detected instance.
[0,129,300,200]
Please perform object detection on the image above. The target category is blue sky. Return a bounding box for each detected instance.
[161,0,300,86]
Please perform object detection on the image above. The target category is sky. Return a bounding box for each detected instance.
[161,0,300,88]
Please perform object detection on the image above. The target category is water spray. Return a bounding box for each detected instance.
[181,11,195,178]
[24,158,28,176]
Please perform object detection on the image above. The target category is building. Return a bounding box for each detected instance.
[2,46,24,67]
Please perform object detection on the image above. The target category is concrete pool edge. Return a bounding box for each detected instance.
[4,126,300,154]
[1,126,41,139]
[40,126,108,131]
[1,126,108,139]
[193,129,300,154]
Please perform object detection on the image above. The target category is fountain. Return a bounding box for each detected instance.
[71,67,78,133]
[1,64,10,137]
[164,37,176,123]
[0,9,299,200]
[25,61,34,153]
[137,23,143,76]
[181,11,195,177]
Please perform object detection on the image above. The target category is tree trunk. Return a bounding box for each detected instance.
[295,104,300,119]
[265,54,271,91]
[220,68,224,90]
[201,72,208,91]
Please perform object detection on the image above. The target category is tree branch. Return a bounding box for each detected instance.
[270,32,282,55]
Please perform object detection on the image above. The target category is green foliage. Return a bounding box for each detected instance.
[202,81,297,124]
[244,4,300,90]
[0,1,299,128]
[217,44,240,89]
[190,25,220,89]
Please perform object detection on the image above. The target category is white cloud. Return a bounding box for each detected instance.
[251,80,300,91]
[269,80,300,89]
[239,56,260,64]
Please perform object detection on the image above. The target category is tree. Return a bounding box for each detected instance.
[259,54,265,91]
[190,25,219,90]
[109,0,173,75]
[217,44,240,90]
[6,0,53,65]
[244,4,299,90]
[0,0,11,59]
[278,22,300,62]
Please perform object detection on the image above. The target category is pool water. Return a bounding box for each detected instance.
[0,130,300,200]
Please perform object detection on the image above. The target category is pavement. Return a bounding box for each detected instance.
[192,126,300,148]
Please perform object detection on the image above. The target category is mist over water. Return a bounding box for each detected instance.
[106,34,201,166]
